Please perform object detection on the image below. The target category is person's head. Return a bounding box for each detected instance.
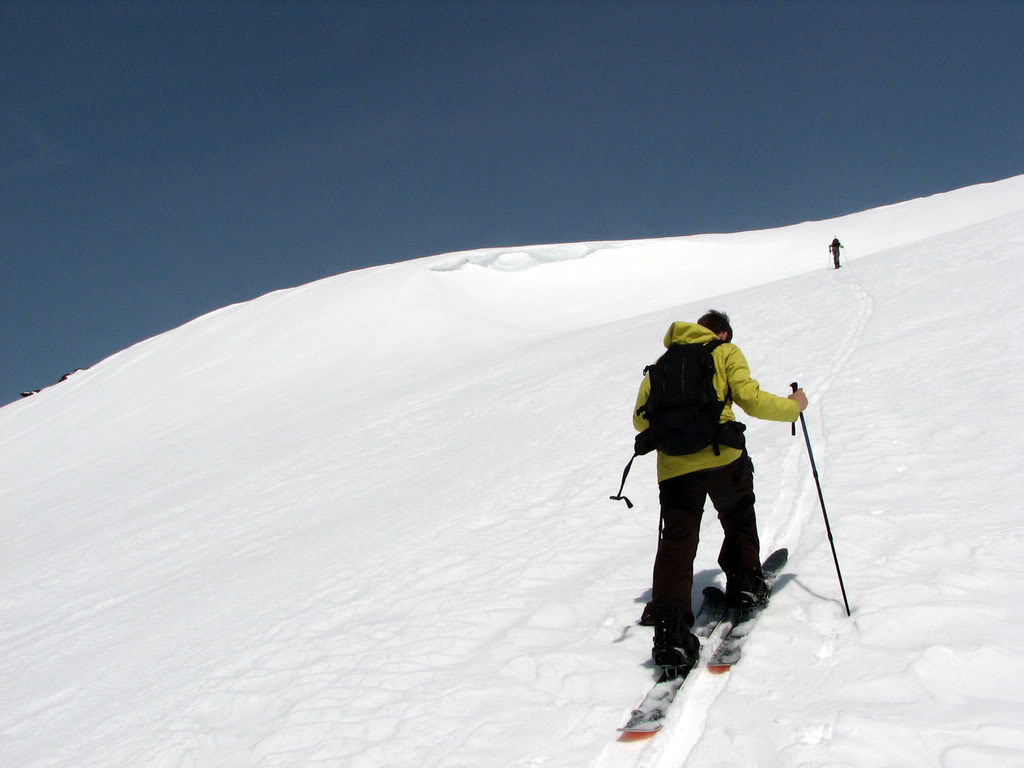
[697,309,733,342]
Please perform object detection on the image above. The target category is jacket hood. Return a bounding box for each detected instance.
[663,321,719,348]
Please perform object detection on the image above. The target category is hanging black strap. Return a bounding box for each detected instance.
[609,451,638,508]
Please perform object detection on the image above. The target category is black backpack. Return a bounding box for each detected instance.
[610,340,742,508]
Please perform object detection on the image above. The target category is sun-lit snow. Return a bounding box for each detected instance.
[3,175,1024,767]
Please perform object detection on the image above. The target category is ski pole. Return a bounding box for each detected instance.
[790,382,851,616]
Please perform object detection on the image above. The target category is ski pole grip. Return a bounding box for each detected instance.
[790,382,799,435]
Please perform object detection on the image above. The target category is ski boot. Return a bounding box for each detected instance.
[726,569,770,614]
[651,604,700,679]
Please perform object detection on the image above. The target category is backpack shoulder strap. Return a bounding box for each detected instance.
[702,339,730,403]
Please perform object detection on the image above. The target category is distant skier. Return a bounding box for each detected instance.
[829,237,844,269]
[629,310,807,675]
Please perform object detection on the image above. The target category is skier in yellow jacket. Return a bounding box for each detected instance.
[634,310,807,671]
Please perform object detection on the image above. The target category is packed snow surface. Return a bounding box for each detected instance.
[3,176,1024,767]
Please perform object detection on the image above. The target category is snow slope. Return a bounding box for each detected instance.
[3,175,1024,768]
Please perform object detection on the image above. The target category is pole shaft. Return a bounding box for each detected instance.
[791,383,851,616]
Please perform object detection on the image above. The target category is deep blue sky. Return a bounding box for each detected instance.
[2,1,1022,404]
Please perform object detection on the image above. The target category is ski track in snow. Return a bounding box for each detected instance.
[769,271,874,610]
[4,177,1024,768]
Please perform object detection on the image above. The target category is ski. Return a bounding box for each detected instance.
[706,547,789,674]
[617,547,789,739]
[617,586,728,739]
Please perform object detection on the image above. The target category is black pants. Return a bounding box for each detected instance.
[651,454,762,626]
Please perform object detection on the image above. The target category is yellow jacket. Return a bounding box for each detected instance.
[633,321,800,482]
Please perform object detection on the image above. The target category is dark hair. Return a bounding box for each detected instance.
[697,309,733,342]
